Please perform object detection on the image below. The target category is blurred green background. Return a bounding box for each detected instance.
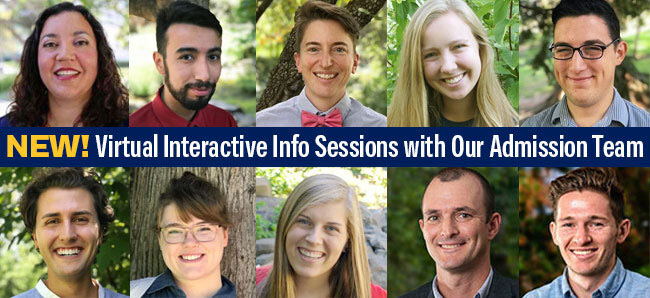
[0,167,130,296]
[387,0,520,111]
[519,0,650,121]
[256,0,388,115]
[519,167,650,295]
[129,0,256,126]
[387,167,519,297]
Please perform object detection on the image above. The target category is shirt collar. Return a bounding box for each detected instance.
[152,86,199,127]
[146,269,236,297]
[36,279,105,298]
[297,87,351,119]
[551,87,627,127]
[431,267,494,298]
[560,257,626,297]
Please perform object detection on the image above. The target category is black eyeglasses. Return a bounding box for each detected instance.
[549,38,619,60]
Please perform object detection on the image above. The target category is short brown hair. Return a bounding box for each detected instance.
[19,168,115,237]
[427,168,495,222]
[293,0,360,53]
[156,172,231,228]
[549,167,625,223]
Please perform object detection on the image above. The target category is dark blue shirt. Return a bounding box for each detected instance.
[143,270,236,298]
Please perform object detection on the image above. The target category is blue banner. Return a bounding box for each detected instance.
[0,127,647,167]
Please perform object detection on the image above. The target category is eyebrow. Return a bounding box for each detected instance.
[41,210,93,219]
[423,206,477,216]
[558,215,609,221]
[553,39,606,47]
[41,31,91,41]
[422,39,470,52]
[304,41,350,47]
[296,214,343,226]
[161,220,211,228]
[176,46,222,54]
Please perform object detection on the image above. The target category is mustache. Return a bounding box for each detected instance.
[185,80,216,89]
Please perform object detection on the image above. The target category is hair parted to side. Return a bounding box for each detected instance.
[552,0,620,44]
[8,2,128,127]
[259,174,371,298]
[156,0,223,57]
[429,167,495,221]
[156,172,231,229]
[549,167,626,223]
[293,0,360,53]
[387,0,517,127]
[19,168,115,238]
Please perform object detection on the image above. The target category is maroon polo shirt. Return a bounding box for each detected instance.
[129,87,237,127]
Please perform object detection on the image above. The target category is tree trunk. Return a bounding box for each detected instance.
[130,167,256,297]
[130,0,210,21]
[257,0,386,111]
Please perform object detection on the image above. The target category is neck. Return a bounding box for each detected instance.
[44,272,98,298]
[175,271,223,298]
[567,88,614,127]
[436,257,490,298]
[294,273,331,298]
[567,259,616,298]
[305,89,344,112]
[47,94,89,127]
[441,91,476,122]
[162,85,196,121]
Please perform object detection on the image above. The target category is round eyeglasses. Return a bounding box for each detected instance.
[158,223,222,244]
[549,38,619,60]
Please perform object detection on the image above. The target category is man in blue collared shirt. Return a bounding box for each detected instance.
[524,168,650,298]
[522,0,650,127]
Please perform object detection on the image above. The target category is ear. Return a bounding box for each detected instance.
[294,52,301,73]
[550,221,559,246]
[486,212,501,240]
[32,233,39,252]
[419,218,424,232]
[223,227,229,247]
[351,53,359,74]
[615,41,627,65]
[616,218,631,244]
[153,51,166,75]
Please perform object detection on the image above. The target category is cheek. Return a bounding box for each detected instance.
[422,62,439,81]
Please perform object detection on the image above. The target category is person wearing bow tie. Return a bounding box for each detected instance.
[255,1,386,127]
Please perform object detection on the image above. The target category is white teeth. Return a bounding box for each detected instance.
[56,70,80,76]
[443,73,463,84]
[440,244,462,249]
[299,248,325,258]
[315,73,335,79]
[181,254,201,260]
[573,250,594,255]
[56,248,80,256]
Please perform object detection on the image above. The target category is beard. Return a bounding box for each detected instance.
[163,61,216,111]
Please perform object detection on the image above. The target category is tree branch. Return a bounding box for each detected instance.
[256,0,274,23]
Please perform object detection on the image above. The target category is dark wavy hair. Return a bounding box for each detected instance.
[7,2,128,127]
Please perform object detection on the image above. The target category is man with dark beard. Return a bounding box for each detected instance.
[130,1,237,127]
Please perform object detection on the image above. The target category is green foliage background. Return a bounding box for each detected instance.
[387,167,519,297]
[387,0,519,110]
[0,167,130,296]
[519,168,650,294]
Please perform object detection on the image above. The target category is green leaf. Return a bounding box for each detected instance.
[493,0,509,43]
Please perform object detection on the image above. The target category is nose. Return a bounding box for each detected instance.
[568,51,587,72]
[183,230,200,246]
[439,52,457,74]
[60,221,78,242]
[56,44,75,62]
[193,58,210,82]
[440,217,459,238]
[305,227,323,245]
[573,224,592,245]
[320,52,333,68]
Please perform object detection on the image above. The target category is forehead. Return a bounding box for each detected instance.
[298,199,347,225]
[165,23,221,51]
[422,12,475,49]
[301,19,354,47]
[41,11,94,39]
[422,174,485,213]
[36,187,96,216]
[160,203,202,225]
[554,15,611,44]
[555,189,614,219]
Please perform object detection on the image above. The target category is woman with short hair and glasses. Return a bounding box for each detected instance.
[130,172,236,298]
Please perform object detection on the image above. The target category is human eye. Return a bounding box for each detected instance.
[426,215,439,222]
[453,44,467,50]
[74,39,89,46]
[423,51,438,59]
[166,228,183,235]
[334,47,347,53]
[179,54,194,61]
[306,47,319,53]
[455,212,473,221]
[43,41,57,48]
[74,217,90,224]
[45,218,59,225]
[326,225,339,232]
[561,222,574,228]
[581,45,603,58]
[208,54,221,61]
[296,217,310,225]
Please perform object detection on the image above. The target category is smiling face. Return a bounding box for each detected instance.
[550,190,629,280]
[158,203,228,283]
[154,23,222,112]
[37,11,98,103]
[33,188,102,281]
[553,15,626,110]
[421,12,481,102]
[285,199,349,280]
[294,19,359,107]
[419,175,498,273]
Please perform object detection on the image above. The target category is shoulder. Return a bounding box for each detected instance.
[398,280,432,298]
[522,275,562,298]
[12,288,40,298]
[256,98,300,127]
[347,98,387,127]
[622,99,650,127]
[256,264,272,285]
[201,104,238,127]
[622,268,650,292]
[129,102,155,127]
[104,287,129,298]
[489,271,519,298]
[521,102,560,127]
[0,115,13,127]
[371,283,387,298]
[130,276,158,298]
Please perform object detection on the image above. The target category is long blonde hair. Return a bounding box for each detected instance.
[259,174,371,298]
[387,0,517,127]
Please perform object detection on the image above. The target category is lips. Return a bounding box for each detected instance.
[298,247,325,260]
[442,73,464,84]
[54,68,81,80]
[570,248,597,258]
[314,72,337,80]
[437,241,466,250]
[190,87,211,97]
[568,76,593,83]
[55,247,82,256]
[179,253,204,262]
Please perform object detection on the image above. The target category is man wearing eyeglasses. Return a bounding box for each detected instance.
[522,0,650,127]
[130,172,235,298]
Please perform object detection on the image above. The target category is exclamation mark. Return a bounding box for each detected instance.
[82,135,88,157]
